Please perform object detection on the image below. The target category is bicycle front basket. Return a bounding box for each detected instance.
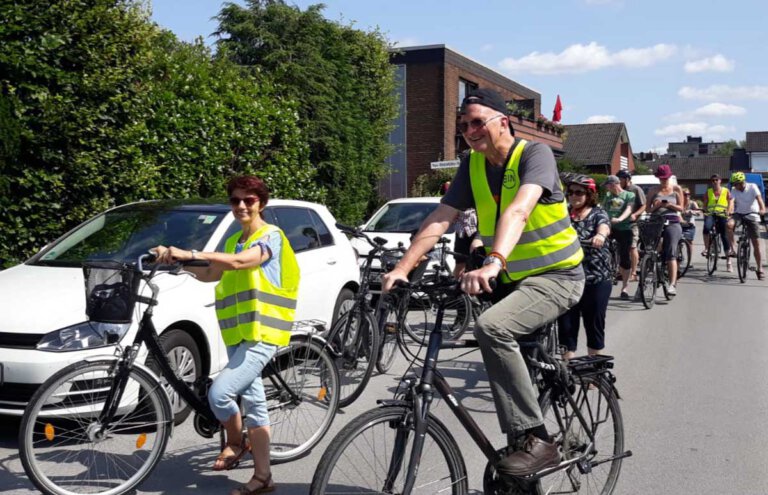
[638,220,665,247]
[82,261,142,323]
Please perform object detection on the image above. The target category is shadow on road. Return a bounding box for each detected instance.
[0,416,32,494]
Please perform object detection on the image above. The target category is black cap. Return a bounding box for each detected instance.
[616,170,631,179]
[460,88,509,115]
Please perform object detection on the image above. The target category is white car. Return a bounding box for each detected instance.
[0,199,359,420]
[351,197,457,281]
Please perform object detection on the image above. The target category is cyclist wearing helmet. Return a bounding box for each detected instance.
[727,171,766,279]
[558,174,612,360]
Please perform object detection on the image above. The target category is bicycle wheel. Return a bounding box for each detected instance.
[676,239,691,279]
[310,406,469,494]
[737,239,750,283]
[638,255,657,309]
[326,306,380,408]
[375,298,401,374]
[20,360,172,495]
[266,335,340,462]
[539,376,625,495]
[404,291,472,344]
[660,260,671,301]
[707,235,719,275]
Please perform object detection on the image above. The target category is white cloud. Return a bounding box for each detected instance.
[584,115,616,124]
[664,103,747,122]
[499,42,676,75]
[684,54,735,73]
[693,103,746,117]
[654,122,736,141]
[678,85,768,100]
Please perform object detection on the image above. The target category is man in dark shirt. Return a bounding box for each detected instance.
[382,88,584,477]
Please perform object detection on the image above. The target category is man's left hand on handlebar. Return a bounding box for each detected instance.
[461,263,500,295]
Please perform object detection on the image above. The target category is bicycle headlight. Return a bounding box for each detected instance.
[36,321,130,352]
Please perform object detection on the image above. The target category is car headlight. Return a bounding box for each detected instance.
[36,321,131,352]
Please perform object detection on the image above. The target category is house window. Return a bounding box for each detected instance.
[458,79,478,106]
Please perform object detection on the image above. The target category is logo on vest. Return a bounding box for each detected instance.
[503,169,518,190]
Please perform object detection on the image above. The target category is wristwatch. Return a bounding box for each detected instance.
[482,255,504,269]
[190,249,199,260]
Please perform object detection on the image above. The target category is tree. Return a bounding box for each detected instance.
[715,139,747,157]
[0,0,313,266]
[215,0,398,223]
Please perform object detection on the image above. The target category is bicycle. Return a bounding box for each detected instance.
[19,255,339,495]
[310,276,631,495]
[703,206,729,276]
[676,235,692,279]
[637,216,672,309]
[733,213,761,283]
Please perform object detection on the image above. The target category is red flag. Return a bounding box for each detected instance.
[552,95,563,122]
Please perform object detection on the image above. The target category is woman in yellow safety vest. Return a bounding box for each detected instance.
[154,175,299,495]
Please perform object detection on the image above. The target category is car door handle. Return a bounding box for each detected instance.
[327,259,337,265]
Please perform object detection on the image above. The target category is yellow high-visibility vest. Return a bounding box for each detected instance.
[215,224,299,347]
[469,140,583,282]
[706,188,729,216]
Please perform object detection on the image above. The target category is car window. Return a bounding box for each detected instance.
[271,207,324,253]
[365,202,455,234]
[33,208,226,266]
[308,210,335,247]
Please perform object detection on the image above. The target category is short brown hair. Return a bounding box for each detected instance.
[227,175,269,208]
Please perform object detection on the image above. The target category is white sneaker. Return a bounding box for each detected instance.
[667,284,677,296]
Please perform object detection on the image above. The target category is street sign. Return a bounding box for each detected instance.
[430,159,460,170]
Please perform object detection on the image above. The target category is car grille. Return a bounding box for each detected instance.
[0,332,43,349]
[0,382,39,407]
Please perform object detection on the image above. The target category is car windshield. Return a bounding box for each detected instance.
[29,206,227,267]
[365,202,454,234]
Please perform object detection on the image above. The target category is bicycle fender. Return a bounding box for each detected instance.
[289,331,329,348]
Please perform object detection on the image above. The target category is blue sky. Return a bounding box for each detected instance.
[150,0,768,154]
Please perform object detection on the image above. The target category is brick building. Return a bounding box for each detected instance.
[561,123,635,176]
[382,45,565,199]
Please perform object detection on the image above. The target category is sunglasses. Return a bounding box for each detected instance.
[457,114,503,133]
[566,189,587,197]
[229,196,259,207]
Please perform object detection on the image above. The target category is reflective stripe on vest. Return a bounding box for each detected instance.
[706,188,729,216]
[469,140,583,282]
[214,224,300,347]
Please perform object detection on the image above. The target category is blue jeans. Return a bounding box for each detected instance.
[208,340,277,428]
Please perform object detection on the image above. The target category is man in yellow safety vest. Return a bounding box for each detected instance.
[383,88,585,477]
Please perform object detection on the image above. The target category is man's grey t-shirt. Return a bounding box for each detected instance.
[441,140,583,281]
[625,183,646,219]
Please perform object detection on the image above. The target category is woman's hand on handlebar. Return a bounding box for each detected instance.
[152,245,193,264]
[461,264,500,295]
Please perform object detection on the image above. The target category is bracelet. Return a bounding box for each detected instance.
[487,251,507,270]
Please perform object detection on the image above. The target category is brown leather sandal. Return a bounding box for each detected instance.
[230,473,275,494]
[213,439,250,471]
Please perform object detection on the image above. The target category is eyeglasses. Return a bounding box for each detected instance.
[566,189,587,197]
[229,196,259,207]
[457,114,503,134]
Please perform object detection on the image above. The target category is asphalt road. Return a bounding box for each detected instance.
[2,221,768,494]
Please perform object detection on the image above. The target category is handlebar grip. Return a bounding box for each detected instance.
[489,278,497,291]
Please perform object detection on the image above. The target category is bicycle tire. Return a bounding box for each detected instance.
[404,291,472,344]
[639,255,657,309]
[267,335,340,462]
[677,239,691,279]
[375,300,400,374]
[660,259,671,301]
[538,376,625,495]
[707,235,719,275]
[737,238,750,283]
[20,359,172,495]
[309,406,469,494]
[326,307,380,408]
